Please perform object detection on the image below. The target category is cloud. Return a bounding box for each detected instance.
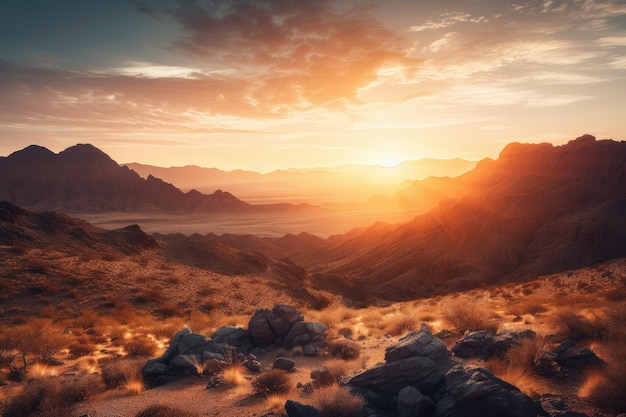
[136,0,420,109]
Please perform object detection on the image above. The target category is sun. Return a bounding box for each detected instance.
[376,153,406,167]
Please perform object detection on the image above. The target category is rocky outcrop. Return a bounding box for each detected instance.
[247,304,326,354]
[451,329,536,360]
[142,328,232,388]
[143,304,327,387]
[347,324,545,417]
[540,394,589,417]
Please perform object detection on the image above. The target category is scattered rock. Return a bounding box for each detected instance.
[212,325,254,353]
[397,386,434,417]
[285,400,321,417]
[451,329,536,360]
[540,394,589,417]
[273,357,296,372]
[542,340,604,369]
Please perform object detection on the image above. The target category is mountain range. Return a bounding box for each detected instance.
[0,144,312,213]
[298,134,626,300]
[125,158,476,205]
[1,134,624,303]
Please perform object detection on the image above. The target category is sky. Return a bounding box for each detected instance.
[0,0,625,172]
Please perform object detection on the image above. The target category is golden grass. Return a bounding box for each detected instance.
[223,365,247,387]
[309,384,365,417]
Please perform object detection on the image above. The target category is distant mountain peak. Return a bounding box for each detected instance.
[8,144,56,162]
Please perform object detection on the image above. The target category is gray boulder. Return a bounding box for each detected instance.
[540,394,589,417]
[451,329,535,360]
[349,324,455,396]
[397,386,435,417]
[212,325,255,353]
[542,340,604,369]
[273,357,296,372]
[435,365,537,417]
[285,400,321,417]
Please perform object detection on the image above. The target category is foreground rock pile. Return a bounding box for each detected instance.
[142,304,326,388]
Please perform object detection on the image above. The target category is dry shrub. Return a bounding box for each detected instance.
[223,365,247,386]
[507,336,551,369]
[382,314,417,336]
[442,297,498,334]
[135,405,197,417]
[311,361,350,388]
[484,357,545,399]
[310,385,365,417]
[68,340,98,357]
[2,375,99,417]
[328,339,360,361]
[100,358,144,389]
[583,362,626,413]
[252,369,292,395]
[552,309,605,341]
[2,378,50,417]
[123,335,158,357]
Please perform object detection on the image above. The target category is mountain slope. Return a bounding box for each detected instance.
[0,144,252,213]
[310,135,626,300]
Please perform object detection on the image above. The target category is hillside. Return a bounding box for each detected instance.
[306,135,626,300]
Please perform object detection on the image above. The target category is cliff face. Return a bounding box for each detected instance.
[0,144,251,213]
[315,135,626,300]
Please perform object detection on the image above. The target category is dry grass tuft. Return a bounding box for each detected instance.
[100,358,144,390]
[123,335,159,357]
[252,369,292,396]
[581,362,626,414]
[442,296,498,334]
[311,361,351,388]
[552,308,606,341]
[327,339,361,361]
[223,365,247,387]
[135,405,198,417]
[310,384,365,417]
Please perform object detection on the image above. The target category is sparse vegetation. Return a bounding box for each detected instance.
[135,405,198,417]
[442,296,498,334]
[310,385,365,417]
[252,369,292,395]
[327,339,361,361]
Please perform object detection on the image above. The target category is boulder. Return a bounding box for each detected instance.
[540,394,589,417]
[542,340,604,369]
[284,321,328,353]
[212,326,254,353]
[142,328,230,388]
[349,324,455,396]
[397,386,435,417]
[435,365,537,417]
[273,357,296,372]
[273,304,305,325]
[451,330,536,360]
[248,308,293,347]
[285,400,321,417]
[386,324,452,362]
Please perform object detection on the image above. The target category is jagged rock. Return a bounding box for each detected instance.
[349,324,455,396]
[397,386,435,417]
[540,394,589,417]
[273,304,305,325]
[248,309,281,347]
[212,326,254,353]
[285,400,321,417]
[435,365,537,417]
[386,324,452,362]
[142,328,230,388]
[284,321,327,350]
[351,356,445,394]
[273,357,296,372]
[451,329,536,360]
[245,359,262,373]
[542,340,604,369]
